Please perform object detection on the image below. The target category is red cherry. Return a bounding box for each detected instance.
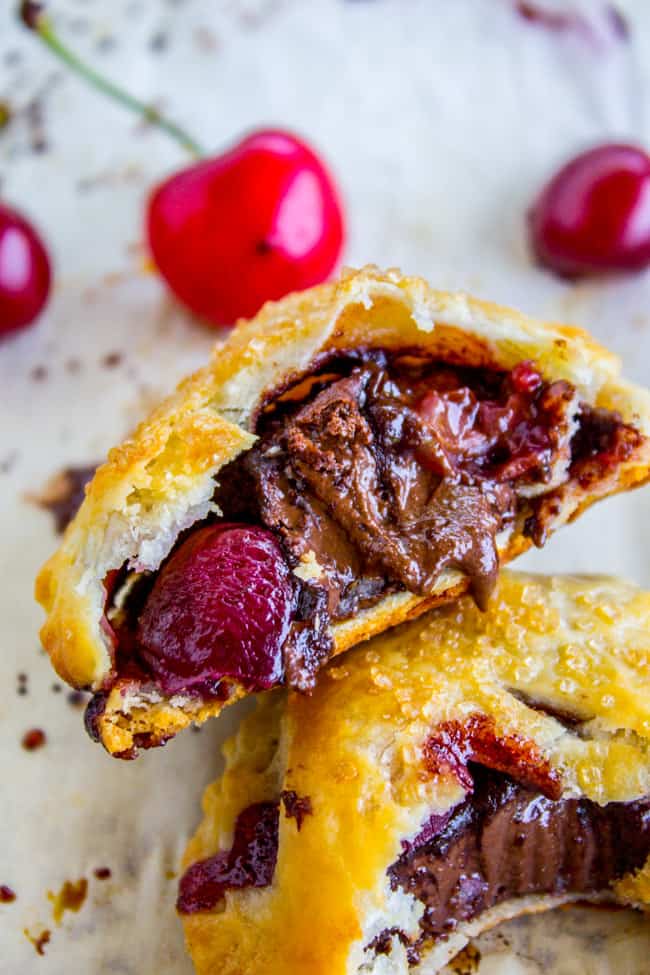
[0,202,51,337]
[146,129,345,327]
[528,144,650,277]
[137,522,293,694]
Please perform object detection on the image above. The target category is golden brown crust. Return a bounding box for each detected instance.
[181,572,650,975]
[34,266,650,753]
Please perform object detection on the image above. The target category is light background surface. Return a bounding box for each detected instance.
[2,1,650,971]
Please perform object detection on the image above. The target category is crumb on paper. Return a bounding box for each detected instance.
[0,450,19,475]
[21,728,46,751]
[48,878,88,925]
[93,867,111,880]
[101,351,124,369]
[29,364,48,382]
[0,99,11,129]
[0,885,16,903]
[67,689,89,710]
[149,29,169,52]
[24,927,51,956]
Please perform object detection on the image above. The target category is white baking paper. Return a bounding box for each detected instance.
[2,1,650,972]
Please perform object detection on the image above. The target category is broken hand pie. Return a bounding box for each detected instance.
[178,572,650,975]
[35,266,650,756]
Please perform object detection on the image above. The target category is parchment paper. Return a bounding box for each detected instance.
[2,1,650,972]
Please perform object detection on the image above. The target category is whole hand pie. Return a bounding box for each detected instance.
[178,572,650,975]
[35,266,650,756]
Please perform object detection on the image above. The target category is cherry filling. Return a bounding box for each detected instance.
[100,350,642,709]
[177,801,279,914]
[137,524,292,695]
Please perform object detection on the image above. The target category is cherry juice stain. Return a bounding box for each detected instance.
[93,867,111,880]
[21,728,46,751]
[26,464,98,533]
[48,877,88,924]
[0,885,16,903]
[24,928,51,956]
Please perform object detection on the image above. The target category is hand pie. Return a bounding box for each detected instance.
[178,572,650,975]
[35,266,650,756]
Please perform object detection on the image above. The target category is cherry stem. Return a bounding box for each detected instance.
[19,1,205,158]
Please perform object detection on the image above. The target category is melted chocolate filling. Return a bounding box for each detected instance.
[387,766,650,961]
[100,350,641,707]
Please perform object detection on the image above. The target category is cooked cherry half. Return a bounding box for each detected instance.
[137,523,293,695]
[528,144,650,277]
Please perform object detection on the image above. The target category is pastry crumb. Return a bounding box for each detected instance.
[292,550,324,582]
